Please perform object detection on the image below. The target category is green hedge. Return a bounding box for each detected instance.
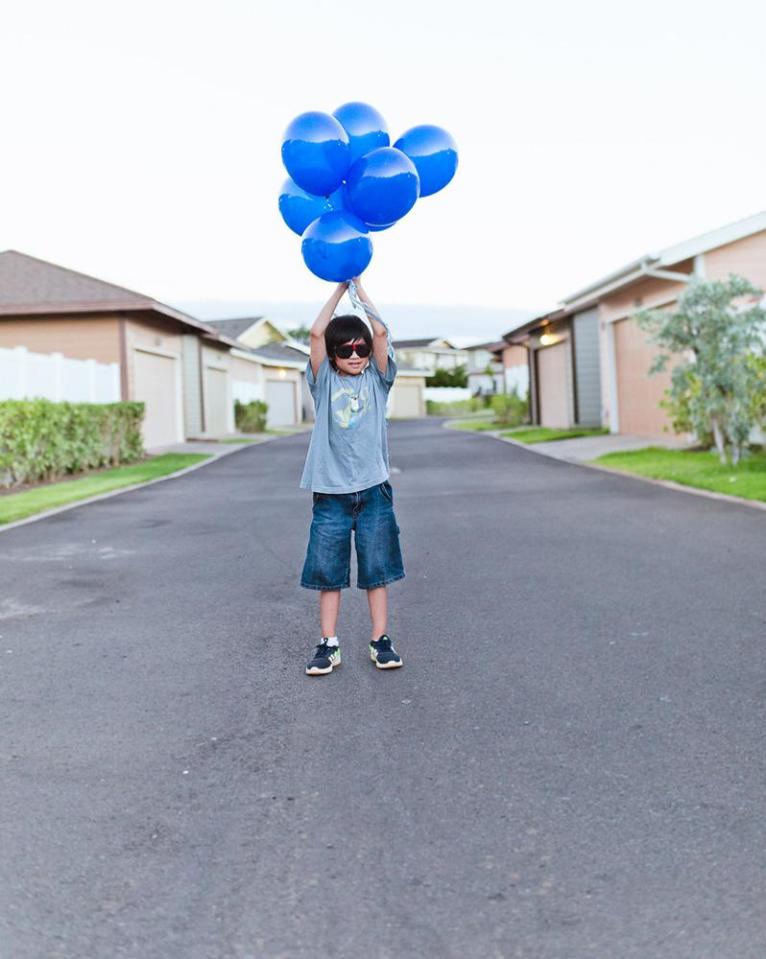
[426,397,487,416]
[235,399,269,433]
[490,389,528,427]
[0,399,145,489]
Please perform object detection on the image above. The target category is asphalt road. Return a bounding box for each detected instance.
[1,419,765,959]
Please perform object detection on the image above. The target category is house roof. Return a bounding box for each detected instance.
[498,209,766,341]
[249,342,310,365]
[393,337,436,348]
[205,316,265,340]
[502,308,567,343]
[0,250,238,345]
[562,209,766,308]
[393,336,460,350]
[465,339,506,353]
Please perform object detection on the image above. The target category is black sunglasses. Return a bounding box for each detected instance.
[334,340,371,359]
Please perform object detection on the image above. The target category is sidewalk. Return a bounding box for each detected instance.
[151,426,311,458]
[514,431,692,463]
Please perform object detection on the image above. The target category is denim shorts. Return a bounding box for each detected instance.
[301,481,405,591]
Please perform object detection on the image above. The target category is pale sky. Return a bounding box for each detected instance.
[2,0,765,340]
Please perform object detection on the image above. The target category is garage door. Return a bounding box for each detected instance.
[613,318,672,435]
[391,382,421,418]
[133,350,179,449]
[206,367,229,435]
[266,380,296,427]
[537,342,570,428]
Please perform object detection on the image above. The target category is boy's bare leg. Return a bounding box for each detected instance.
[366,586,387,641]
[319,589,341,637]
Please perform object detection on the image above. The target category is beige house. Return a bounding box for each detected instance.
[504,210,766,436]
[389,367,428,418]
[206,317,307,427]
[504,305,602,430]
[464,340,505,396]
[564,210,766,436]
[0,250,239,449]
[501,343,529,398]
[392,337,468,374]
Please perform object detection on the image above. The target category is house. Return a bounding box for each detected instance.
[392,337,469,374]
[500,342,529,399]
[503,305,602,429]
[206,317,307,427]
[388,365,428,418]
[565,210,766,435]
[503,210,766,436]
[0,250,239,448]
[464,341,506,396]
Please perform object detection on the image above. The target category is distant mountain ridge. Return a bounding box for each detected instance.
[174,299,539,345]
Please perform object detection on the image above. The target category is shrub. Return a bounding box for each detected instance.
[0,400,145,489]
[490,389,528,427]
[235,399,269,432]
[636,275,766,465]
[426,364,468,388]
[426,397,485,416]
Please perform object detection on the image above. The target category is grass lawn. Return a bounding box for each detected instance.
[500,426,610,443]
[592,446,766,503]
[446,419,507,432]
[0,453,210,525]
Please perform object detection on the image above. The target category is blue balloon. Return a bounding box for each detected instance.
[327,185,348,212]
[278,178,334,236]
[327,185,395,231]
[332,102,390,165]
[282,111,351,197]
[301,211,373,282]
[345,147,420,229]
[394,125,458,197]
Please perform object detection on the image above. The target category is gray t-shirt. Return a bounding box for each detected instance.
[300,338,397,494]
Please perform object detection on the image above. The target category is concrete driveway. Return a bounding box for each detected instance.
[1,419,764,958]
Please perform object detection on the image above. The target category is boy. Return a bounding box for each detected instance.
[300,277,405,676]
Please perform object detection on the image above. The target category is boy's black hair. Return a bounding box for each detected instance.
[325,314,372,368]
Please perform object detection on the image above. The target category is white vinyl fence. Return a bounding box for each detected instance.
[423,386,472,403]
[0,345,120,403]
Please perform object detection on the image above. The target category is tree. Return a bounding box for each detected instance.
[288,325,311,343]
[426,364,467,388]
[635,275,766,465]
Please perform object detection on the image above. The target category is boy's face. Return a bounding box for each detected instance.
[334,338,370,376]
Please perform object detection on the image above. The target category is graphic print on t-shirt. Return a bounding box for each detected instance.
[331,382,370,429]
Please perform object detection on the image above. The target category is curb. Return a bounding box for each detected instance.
[0,433,294,536]
[445,422,766,514]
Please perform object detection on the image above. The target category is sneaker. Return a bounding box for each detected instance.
[369,634,403,669]
[305,639,341,676]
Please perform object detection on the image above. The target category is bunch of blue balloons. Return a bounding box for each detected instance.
[279,102,458,282]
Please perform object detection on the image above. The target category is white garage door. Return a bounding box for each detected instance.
[266,380,296,427]
[206,367,229,435]
[133,350,179,449]
[391,383,421,418]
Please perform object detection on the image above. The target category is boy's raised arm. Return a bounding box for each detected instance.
[310,282,348,377]
[350,278,390,376]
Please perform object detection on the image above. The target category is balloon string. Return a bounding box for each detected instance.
[347,279,365,316]
[348,279,395,366]
[347,279,391,338]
